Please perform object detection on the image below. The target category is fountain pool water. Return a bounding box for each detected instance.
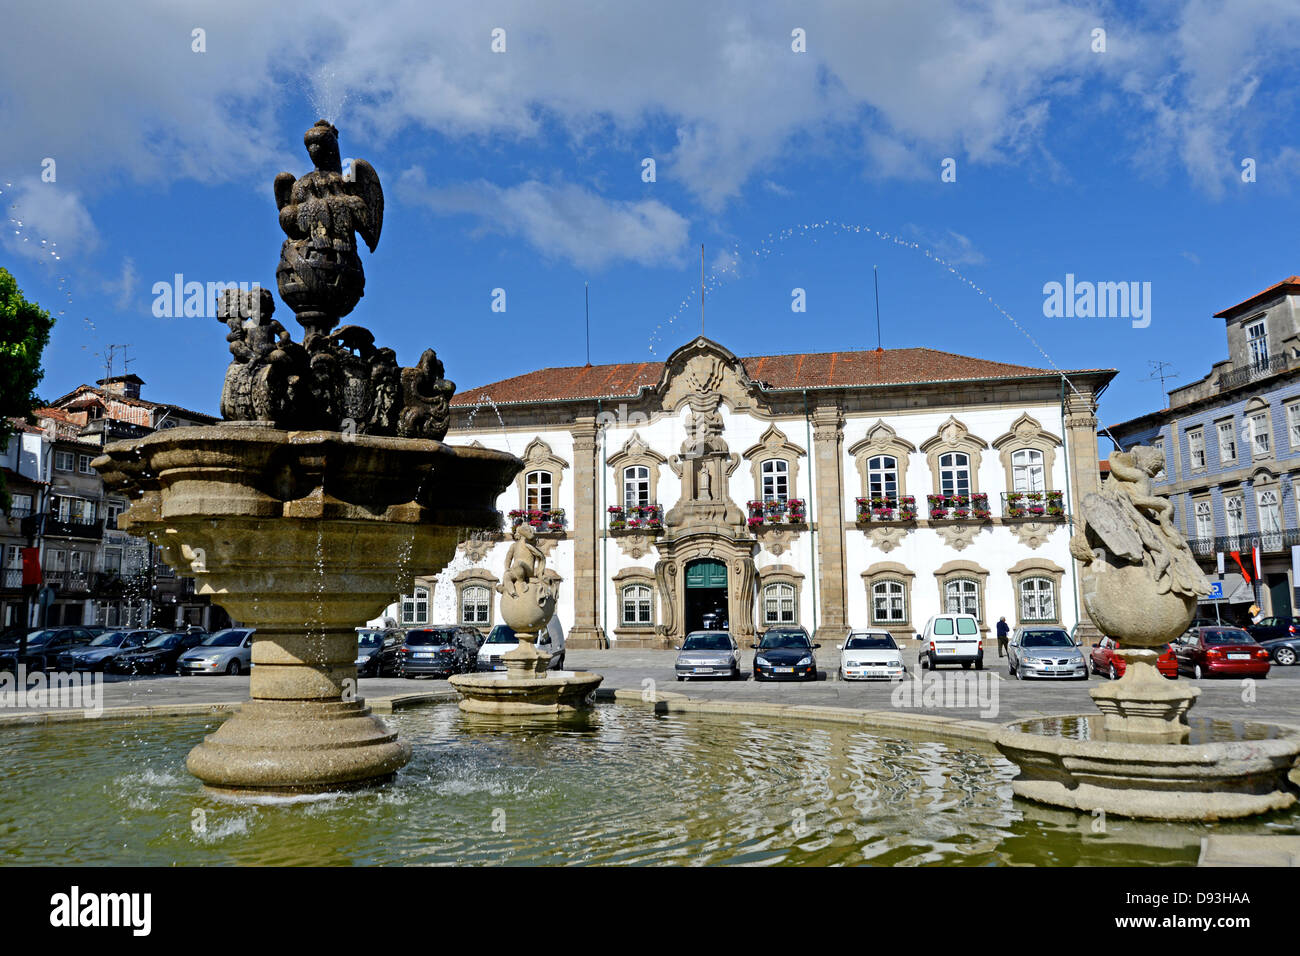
[4,704,1299,866]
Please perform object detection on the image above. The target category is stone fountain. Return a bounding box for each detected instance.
[93,120,522,793]
[449,522,602,714]
[996,445,1300,820]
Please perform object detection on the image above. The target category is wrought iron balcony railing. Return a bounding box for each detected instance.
[1001,490,1067,520]
[746,499,807,529]
[854,495,917,523]
[1216,351,1300,391]
[607,503,663,532]
[926,493,991,521]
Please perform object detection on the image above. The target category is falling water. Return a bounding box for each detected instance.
[1,181,87,353]
[462,394,513,456]
[308,69,350,124]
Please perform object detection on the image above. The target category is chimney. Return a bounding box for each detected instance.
[96,373,144,400]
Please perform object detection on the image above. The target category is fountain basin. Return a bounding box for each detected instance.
[449,671,604,715]
[94,422,521,793]
[995,714,1300,821]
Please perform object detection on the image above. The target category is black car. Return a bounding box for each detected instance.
[0,627,95,671]
[1259,634,1300,666]
[57,629,161,672]
[397,627,480,678]
[1248,615,1300,644]
[752,626,819,681]
[355,628,403,677]
[107,631,205,675]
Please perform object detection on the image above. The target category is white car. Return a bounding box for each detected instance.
[918,613,984,670]
[475,619,565,672]
[837,630,906,680]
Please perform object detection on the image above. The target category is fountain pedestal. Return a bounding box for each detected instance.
[1088,650,1198,743]
[95,424,520,793]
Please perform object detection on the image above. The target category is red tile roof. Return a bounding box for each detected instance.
[1213,276,1300,319]
[451,345,1108,407]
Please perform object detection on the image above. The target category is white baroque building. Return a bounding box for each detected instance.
[389,338,1113,649]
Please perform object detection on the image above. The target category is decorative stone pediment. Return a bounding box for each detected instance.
[515,437,570,509]
[657,337,763,413]
[920,416,989,494]
[607,431,669,506]
[742,424,806,502]
[992,413,1062,491]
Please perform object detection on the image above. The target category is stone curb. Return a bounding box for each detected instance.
[0,701,239,727]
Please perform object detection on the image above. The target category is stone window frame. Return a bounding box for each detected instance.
[515,437,570,512]
[1007,557,1065,627]
[1186,424,1206,473]
[1284,398,1300,453]
[606,431,668,509]
[1223,488,1246,540]
[1191,495,1214,541]
[920,417,990,496]
[400,584,431,626]
[1244,397,1273,461]
[991,413,1062,493]
[1253,469,1283,542]
[742,424,806,505]
[862,561,915,635]
[933,559,990,633]
[757,564,804,627]
[612,567,657,639]
[453,568,498,628]
[1152,436,1167,480]
[848,420,917,500]
[1216,416,1238,465]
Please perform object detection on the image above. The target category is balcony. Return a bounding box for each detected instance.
[39,515,104,540]
[1,568,21,590]
[507,508,567,533]
[926,493,991,521]
[607,503,663,533]
[41,571,92,594]
[854,495,917,524]
[1215,351,1300,391]
[1187,531,1300,557]
[746,499,807,530]
[1001,490,1067,521]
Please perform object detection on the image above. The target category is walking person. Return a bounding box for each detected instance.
[996,616,1010,657]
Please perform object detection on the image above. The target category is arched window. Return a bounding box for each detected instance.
[763,582,796,625]
[1019,577,1056,622]
[944,578,979,618]
[867,455,898,499]
[1225,494,1245,541]
[1258,488,1282,549]
[525,470,553,512]
[461,585,490,625]
[939,452,971,496]
[623,465,650,509]
[401,586,430,625]
[621,585,653,626]
[761,459,789,502]
[1193,500,1213,540]
[1011,449,1045,492]
[871,580,906,624]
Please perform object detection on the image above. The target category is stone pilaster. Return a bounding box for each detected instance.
[811,405,850,643]
[1064,387,1102,640]
[567,416,607,648]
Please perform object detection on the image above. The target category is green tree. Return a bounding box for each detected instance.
[0,267,55,513]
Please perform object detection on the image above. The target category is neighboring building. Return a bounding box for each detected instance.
[0,422,49,629]
[3,374,233,630]
[1105,276,1300,622]
[381,337,1113,648]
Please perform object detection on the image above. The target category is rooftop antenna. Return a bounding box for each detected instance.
[1141,360,1178,405]
[584,281,591,367]
[873,265,883,352]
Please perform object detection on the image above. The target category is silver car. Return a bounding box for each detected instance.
[1007,626,1087,680]
[675,630,742,680]
[177,628,256,675]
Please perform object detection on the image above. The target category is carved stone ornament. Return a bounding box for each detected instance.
[865,526,909,553]
[935,523,987,552]
[757,526,801,557]
[614,534,658,559]
[1010,521,1055,550]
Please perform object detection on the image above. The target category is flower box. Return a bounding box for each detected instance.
[856,495,916,523]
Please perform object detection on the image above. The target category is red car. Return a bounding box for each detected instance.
[1173,627,1271,679]
[1089,636,1178,679]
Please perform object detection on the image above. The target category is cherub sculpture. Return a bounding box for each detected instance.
[500,523,547,601]
[1070,446,1209,600]
[216,287,307,422]
[273,120,384,338]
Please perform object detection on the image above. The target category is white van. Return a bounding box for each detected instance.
[918,614,984,670]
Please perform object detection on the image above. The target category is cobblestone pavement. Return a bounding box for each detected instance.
[4,645,1298,727]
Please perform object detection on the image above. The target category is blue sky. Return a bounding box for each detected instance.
[3,1,1300,428]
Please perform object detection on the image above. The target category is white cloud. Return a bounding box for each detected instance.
[103,257,139,311]
[905,225,987,267]
[0,177,98,264]
[397,167,690,270]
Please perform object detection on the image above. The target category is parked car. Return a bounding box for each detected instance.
[1258,634,1300,666]
[1173,626,1271,680]
[1007,626,1087,680]
[675,630,742,680]
[354,628,402,677]
[107,631,206,675]
[918,613,983,670]
[57,629,161,672]
[474,623,565,672]
[0,627,95,671]
[1247,615,1300,644]
[399,627,481,678]
[177,628,256,675]
[752,626,818,681]
[837,630,905,680]
[1089,635,1179,679]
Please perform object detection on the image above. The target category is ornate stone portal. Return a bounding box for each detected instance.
[94,121,522,793]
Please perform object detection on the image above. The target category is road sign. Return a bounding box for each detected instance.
[1206,580,1224,601]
